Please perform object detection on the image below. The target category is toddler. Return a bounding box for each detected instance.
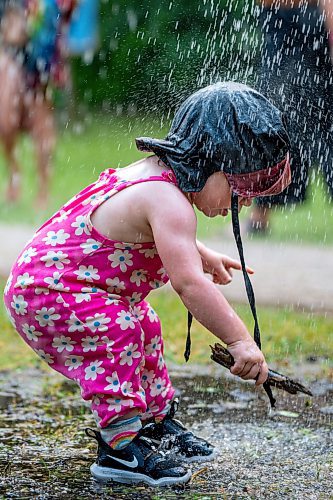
[3,82,291,487]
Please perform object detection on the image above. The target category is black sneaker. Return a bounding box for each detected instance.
[85,428,191,487]
[141,399,215,463]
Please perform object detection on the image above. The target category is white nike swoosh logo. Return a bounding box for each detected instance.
[107,455,139,468]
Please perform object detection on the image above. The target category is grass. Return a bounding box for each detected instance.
[1,114,332,371]
[1,281,332,372]
[0,113,332,244]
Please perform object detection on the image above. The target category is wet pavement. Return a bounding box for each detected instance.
[0,363,332,499]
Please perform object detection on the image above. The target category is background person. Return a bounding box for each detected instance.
[0,0,75,207]
[249,0,333,233]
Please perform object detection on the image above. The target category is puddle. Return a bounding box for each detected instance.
[0,366,332,498]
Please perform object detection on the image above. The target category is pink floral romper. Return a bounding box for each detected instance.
[3,168,177,428]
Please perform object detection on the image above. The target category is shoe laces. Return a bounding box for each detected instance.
[137,434,166,460]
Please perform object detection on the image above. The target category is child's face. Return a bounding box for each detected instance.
[191,172,252,217]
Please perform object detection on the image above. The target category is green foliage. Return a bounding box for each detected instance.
[1,281,332,371]
[72,0,260,109]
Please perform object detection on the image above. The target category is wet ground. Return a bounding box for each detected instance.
[0,363,332,499]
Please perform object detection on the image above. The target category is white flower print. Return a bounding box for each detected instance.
[35,307,60,327]
[130,269,148,286]
[71,215,91,236]
[40,250,70,270]
[73,292,91,303]
[22,323,42,342]
[80,238,102,255]
[35,287,49,296]
[131,305,144,321]
[35,349,54,365]
[114,242,142,250]
[101,336,115,361]
[44,272,69,291]
[74,265,100,282]
[66,313,85,333]
[85,313,111,333]
[84,360,105,381]
[141,400,160,420]
[14,272,34,289]
[139,247,158,259]
[161,382,171,398]
[51,209,71,224]
[126,292,142,306]
[82,190,105,206]
[81,335,100,352]
[105,277,125,294]
[82,286,101,294]
[119,342,141,366]
[18,247,37,266]
[104,371,120,392]
[4,273,13,295]
[149,279,164,289]
[108,249,133,272]
[145,335,161,357]
[64,355,84,371]
[92,409,101,425]
[42,229,70,247]
[103,295,120,306]
[52,335,76,353]
[106,397,133,413]
[72,286,100,304]
[147,306,159,323]
[11,295,28,316]
[157,267,167,280]
[120,381,134,397]
[141,369,155,389]
[134,356,145,376]
[157,354,165,371]
[150,377,166,397]
[56,295,68,305]
[115,310,136,331]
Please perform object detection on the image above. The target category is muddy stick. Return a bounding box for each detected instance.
[210,343,313,396]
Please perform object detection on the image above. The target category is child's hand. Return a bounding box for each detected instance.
[201,249,254,285]
[227,338,268,386]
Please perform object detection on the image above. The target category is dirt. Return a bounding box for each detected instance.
[0,363,332,499]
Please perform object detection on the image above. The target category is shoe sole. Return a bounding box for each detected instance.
[180,449,217,464]
[90,463,192,487]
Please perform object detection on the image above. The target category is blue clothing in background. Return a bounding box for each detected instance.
[67,0,98,56]
[25,0,61,78]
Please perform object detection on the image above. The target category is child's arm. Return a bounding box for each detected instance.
[148,187,268,385]
[196,239,254,285]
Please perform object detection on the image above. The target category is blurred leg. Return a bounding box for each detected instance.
[29,91,56,209]
[0,51,24,202]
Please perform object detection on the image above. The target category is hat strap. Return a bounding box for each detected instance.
[231,192,276,407]
[184,310,192,362]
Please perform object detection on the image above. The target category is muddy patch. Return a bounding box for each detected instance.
[0,365,332,499]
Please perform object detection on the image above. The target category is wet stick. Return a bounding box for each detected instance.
[210,343,313,397]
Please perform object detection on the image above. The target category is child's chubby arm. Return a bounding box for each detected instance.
[196,240,254,285]
[147,186,268,385]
